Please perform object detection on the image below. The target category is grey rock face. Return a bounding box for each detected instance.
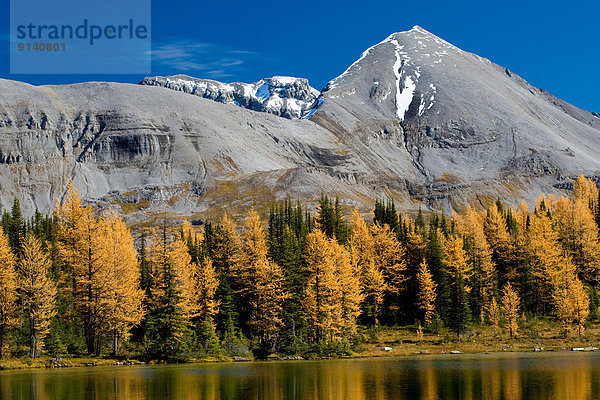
[140,75,320,119]
[0,79,376,217]
[0,26,598,218]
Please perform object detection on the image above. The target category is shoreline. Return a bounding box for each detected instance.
[2,340,600,371]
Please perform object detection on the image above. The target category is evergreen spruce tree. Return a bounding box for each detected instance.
[427,227,451,327]
[145,261,191,361]
[197,317,222,355]
[451,273,471,338]
[315,195,348,244]
[8,198,26,253]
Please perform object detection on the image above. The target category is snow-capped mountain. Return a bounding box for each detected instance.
[0,26,599,218]
[140,75,320,119]
[310,26,600,201]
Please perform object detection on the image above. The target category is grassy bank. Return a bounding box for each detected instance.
[3,319,600,370]
[358,318,600,357]
[0,355,239,371]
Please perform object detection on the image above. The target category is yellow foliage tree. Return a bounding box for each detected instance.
[573,174,598,208]
[56,182,113,354]
[416,259,437,325]
[443,236,473,285]
[464,206,497,322]
[554,274,590,337]
[195,258,220,323]
[332,238,363,337]
[147,226,198,321]
[502,282,520,339]
[17,234,57,358]
[241,209,287,349]
[370,223,407,316]
[527,210,575,310]
[0,227,18,358]
[239,209,270,296]
[488,297,501,337]
[349,209,386,325]
[371,223,407,292]
[252,259,287,350]
[304,228,362,342]
[304,229,341,341]
[553,196,600,283]
[98,214,145,354]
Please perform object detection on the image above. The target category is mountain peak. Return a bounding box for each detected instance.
[406,25,432,35]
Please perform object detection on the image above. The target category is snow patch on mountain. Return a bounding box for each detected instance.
[390,38,417,121]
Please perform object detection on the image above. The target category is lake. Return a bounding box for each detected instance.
[1,352,600,399]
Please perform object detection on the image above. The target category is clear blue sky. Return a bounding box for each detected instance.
[1,0,598,111]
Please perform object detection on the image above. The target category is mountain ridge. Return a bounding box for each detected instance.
[139,74,321,119]
[0,27,598,219]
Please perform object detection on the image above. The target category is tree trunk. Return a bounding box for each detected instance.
[0,327,4,359]
[113,331,119,356]
[30,331,37,359]
[85,316,95,355]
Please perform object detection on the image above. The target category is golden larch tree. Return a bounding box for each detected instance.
[0,227,18,358]
[147,226,198,321]
[370,223,407,313]
[18,234,57,358]
[488,297,501,337]
[416,259,437,325]
[443,235,472,336]
[252,259,287,350]
[195,258,220,323]
[171,237,198,320]
[349,209,386,325]
[527,210,575,310]
[240,209,287,350]
[573,174,598,208]
[443,236,473,284]
[56,181,113,354]
[554,275,590,337]
[239,208,270,298]
[98,213,145,354]
[464,206,497,322]
[332,238,363,337]
[502,282,520,339]
[553,196,600,283]
[303,229,341,342]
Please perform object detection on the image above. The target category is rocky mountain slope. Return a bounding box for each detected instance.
[310,26,600,206]
[0,26,598,219]
[0,79,376,218]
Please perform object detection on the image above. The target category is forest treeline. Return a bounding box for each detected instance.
[1,176,600,361]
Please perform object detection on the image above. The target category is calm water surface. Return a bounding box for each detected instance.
[2,352,600,399]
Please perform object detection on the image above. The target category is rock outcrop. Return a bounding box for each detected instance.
[139,75,320,119]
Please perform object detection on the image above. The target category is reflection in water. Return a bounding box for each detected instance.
[2,352,600,399]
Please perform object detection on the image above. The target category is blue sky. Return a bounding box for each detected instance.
[1,0,598,111]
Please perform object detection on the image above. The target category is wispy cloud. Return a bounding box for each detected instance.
[150,41,258,79]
